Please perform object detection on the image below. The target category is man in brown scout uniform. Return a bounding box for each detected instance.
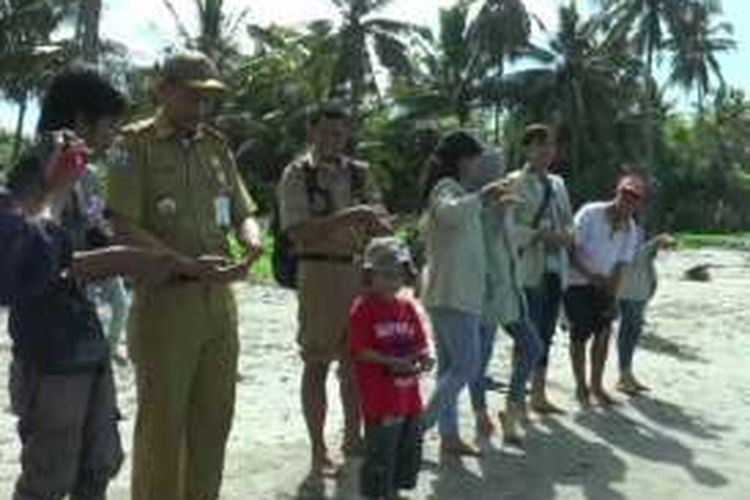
[278,103,391,473]
[106,52,263,499]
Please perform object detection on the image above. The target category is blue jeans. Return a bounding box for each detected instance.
[504,319,543,404]
[524,273,562,368]
[618,300,647,373]
[424,308,482,439]
[468,322,497,412]
[468,318,543,410]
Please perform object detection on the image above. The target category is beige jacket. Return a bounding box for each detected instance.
[482,205,526,326]
[508,165,573,289]
[421,178,486,316]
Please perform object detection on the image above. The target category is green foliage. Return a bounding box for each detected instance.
[0,0,80,161]
[664,2,736,110]
[500,3,645,204]
[0,129,18,179]
[219,24,331,212]
[248,229,274,282]
[650,91,750,231]
[318,0,431,128]
[358,109,438,214]
[161,0,249,70]
[3,0,747,238]
[677,232,750,250]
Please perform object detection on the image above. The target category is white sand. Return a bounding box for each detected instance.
[1,248,749,499]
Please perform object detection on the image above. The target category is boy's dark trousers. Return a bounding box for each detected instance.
[360,415,423,499]
[9,360,123,500]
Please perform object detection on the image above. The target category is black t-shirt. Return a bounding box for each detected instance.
[1,207,56,303]
[8,220,109,373]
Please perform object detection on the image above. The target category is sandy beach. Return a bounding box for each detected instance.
[1,247,748,499]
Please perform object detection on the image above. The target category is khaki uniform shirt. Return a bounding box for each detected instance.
[105,112,257,352]
[106,112,257,260]
[277,154,382,361]
[278,153,382,256]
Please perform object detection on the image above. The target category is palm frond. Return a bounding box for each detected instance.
[161,0,194,45]
[371,31,412,77]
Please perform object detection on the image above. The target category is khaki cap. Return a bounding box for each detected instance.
[161,51,226,93]
[362,237,414,275]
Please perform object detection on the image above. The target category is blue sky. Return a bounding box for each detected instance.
[1,0,748,134]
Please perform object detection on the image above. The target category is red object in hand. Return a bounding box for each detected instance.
[57,145,88,178]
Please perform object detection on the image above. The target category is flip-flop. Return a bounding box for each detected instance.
[531,400,567,414]
[592,390,619,406]
[498,411,524,448]
[440,440,482,457]
[616,381,641,396]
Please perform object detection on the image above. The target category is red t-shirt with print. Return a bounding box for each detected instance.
[350,293,429,421]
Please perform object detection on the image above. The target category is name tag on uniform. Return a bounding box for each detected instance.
[214,195,231,228]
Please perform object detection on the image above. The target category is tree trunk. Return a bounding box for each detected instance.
[494,104,501,145]
[644,48,656,171]
[493,60,505,145]
[350,74,362,136]
[11,94,28,163]
[78,0,102,64]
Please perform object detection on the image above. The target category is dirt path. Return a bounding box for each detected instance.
[1,248,748,499]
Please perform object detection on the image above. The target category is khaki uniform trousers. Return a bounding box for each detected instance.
[128,282,239,500]
[296,260,360,362]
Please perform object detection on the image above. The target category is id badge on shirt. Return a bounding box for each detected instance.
[214,195,231,228]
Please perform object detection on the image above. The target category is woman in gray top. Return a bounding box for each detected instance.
[420,132,516,456]
[616,225,676,394]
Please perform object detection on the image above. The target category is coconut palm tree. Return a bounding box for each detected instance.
[162,0,249,69]
[665,2,736,112]
[396,0,534,135]
[599,0,692,78]
[76,0,101,63]
[503,3,643,199]
[0,0,75,160]
[598,0,697,168]
[470,0,533,143]
[317,0,430,129]
[395,1,481,126]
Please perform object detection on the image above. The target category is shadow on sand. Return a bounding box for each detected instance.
[290,397,729,499]
[630,395,731,441]
[575,407,728,490]
[638,331,706,363]
[425,416,627,500]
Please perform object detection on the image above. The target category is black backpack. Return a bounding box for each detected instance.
[271,160,366,289]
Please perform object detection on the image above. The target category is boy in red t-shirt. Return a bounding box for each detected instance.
[350,237,434,500]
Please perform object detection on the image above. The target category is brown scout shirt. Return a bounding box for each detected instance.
[277,153,383,361]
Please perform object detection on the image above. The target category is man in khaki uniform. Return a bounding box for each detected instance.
[106,52,263,500]
[278,103,390,473]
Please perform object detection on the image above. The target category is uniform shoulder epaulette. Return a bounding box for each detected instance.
[289,154,312,170]
[201,124,229,143]
[121,117,157,136]
[548,172,565,184]
[348,158,370,170]
[506,169,523,180]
